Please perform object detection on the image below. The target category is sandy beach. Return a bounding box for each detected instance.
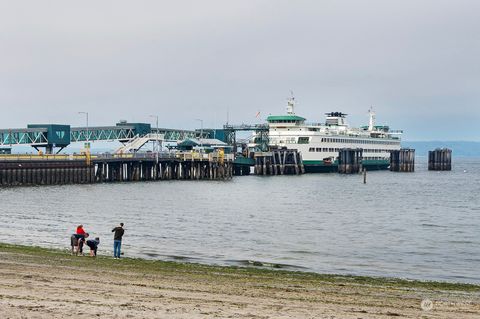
[0,243,479,318]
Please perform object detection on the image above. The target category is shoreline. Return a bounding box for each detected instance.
[1,242,478,291]
[1,243,479,318]
[2,241,478,287]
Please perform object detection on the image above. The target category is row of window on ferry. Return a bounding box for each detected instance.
[273,137,398,145]
[321,138,397,145]
[309,147,392,153]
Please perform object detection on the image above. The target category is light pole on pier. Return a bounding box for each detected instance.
[150,115,159,163]
[78,112,89,150]
[195,119,203,149]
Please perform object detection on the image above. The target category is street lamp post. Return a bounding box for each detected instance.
[78,112,89,150]
[195,119,203,150]
[150,115,159,163]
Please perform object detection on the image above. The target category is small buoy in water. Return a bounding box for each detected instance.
[464,170,467,173]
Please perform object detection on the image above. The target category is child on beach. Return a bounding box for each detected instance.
[86,237,100,257]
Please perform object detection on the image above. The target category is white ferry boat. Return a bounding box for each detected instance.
[264,97,402,172]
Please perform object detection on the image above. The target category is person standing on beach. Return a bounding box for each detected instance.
[112,223,124,259]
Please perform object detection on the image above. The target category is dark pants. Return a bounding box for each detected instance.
[86,241,98,256]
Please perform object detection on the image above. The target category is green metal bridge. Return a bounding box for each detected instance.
[0,121,270,155]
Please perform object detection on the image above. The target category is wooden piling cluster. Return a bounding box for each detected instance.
[390,149,415,172]
[428,148,452,171]
[254,149,304,175]
[0,160,95,186]
[337,148,363,174]
[0,152,233,187]
[95,158,233,182]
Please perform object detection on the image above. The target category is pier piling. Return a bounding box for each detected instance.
[338,149,363,174]
[390,149,415,172]
[428,148,452,171]
[253,149,304,176]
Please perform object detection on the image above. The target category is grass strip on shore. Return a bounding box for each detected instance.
[1,242,479,293]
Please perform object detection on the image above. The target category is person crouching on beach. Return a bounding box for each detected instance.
[86,237,100,257]
[71,225,87,255]
[70,234,78,255]
[71,232,89,255]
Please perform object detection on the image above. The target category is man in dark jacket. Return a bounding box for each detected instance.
[112,223,124,258]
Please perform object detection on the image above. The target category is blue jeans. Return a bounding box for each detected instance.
[113,240,122,258]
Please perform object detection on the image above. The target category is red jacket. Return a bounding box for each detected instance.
[76,226,86,235]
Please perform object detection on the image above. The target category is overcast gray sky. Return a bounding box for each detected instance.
[1,0,479,141]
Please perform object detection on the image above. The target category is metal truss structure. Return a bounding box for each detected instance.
[153,128,204,141]
[223,124,269,152]
[71,126,136,142]
[0,128,49,146]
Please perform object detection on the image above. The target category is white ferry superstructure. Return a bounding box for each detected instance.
[264,98,402,172]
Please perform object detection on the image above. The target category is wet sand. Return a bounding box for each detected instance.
[0,243,479,318]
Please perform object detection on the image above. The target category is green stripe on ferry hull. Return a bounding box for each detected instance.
[303,159,389,173]
[304,164,336,173]
[363,160,390,171]
[302,160,337,173]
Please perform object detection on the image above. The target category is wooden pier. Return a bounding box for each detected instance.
[338,149,363,174]
[428,148,452,171]
[390,149,415,172]
[0,157,95,186]
[0,152,233,186]
[254,149,304,175]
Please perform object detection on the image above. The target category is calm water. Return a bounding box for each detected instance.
[1,157,479,283]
